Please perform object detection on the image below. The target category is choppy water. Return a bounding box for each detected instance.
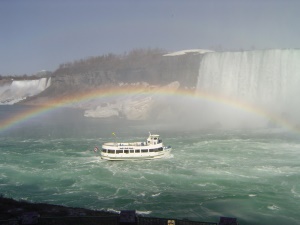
[1,106,300,225]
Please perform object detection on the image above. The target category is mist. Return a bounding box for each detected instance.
[146,49,300,132]
[2,49,300,135]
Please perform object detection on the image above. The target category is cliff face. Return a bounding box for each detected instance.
[46,49,201,95]
[1,49,204,120]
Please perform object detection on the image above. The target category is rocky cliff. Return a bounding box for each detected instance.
[53,49,200,89]
[1,49,207,120]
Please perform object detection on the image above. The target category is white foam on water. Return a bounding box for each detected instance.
[267,204,280,211]
[132,175,146,180]
[106,208,120,214]
[151,193,161,197]
[236,174,259,179]
[0,173,8,178]
[197,182,219,187]
[136,210,152,215]
[2,115,300,225]
[291,186,300,198]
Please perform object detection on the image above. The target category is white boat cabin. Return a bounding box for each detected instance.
[100,134,171,160]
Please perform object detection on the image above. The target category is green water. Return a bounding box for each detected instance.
[1,106,300,225]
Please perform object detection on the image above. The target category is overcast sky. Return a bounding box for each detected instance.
[1,0,299,75]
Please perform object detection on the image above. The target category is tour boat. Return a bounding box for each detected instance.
[100,133,172,160]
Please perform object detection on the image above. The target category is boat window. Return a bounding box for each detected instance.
[149,149,154,152]
[102,149,107,153]
[116,150,123,154]
[135,150,140,153]
[130,150,134,153]
[124,150,129,154]
[141,149,148,153]
[158,147,163,151]
[108,149,115,154]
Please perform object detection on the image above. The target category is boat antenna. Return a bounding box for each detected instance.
[112,132,117,143]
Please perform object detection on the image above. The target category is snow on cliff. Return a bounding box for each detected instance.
[163,49,214,56]
[84,81,180,120]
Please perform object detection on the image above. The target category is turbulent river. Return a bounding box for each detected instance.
[1,106,300,225]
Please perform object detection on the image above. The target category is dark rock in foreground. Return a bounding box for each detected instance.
[0,196,117,224]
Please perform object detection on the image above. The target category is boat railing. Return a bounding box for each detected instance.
[118,142,144,146]
[103,142,149,147]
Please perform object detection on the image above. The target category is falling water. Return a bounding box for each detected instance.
[0,77,51,104]
[196,49,300,128]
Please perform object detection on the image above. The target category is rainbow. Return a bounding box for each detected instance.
[0,86,299,134]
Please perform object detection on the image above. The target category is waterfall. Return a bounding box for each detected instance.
[0,77,51,104]
[196,49,300,128]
